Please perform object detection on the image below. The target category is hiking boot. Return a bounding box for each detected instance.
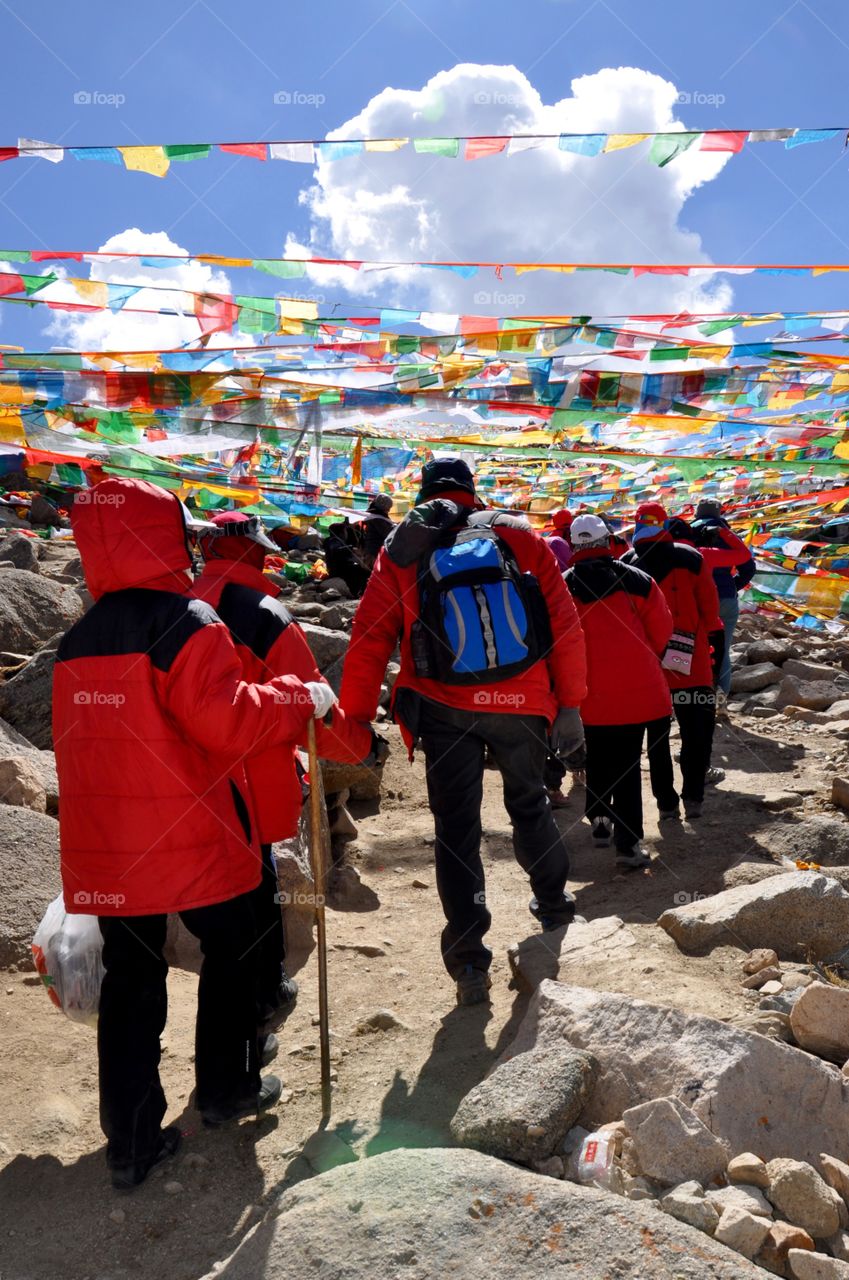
[658,805,680,821]
[259,971,299,1030]
[547,788,570,809]
[110,1125,182,1192]
[529,893,576,932]
[591,817,612,848]
[615,844,651,870]
[260,1032,279,1066]
[201,1075,283,1128]
[684,799,703,820]
[455,967,492,1007]
[705,766,725,785]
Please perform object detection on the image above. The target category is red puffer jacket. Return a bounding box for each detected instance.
[192,558,371,842]
[622,535,722,690]
[565,552,673,726]
[53,479,315,917]
[340,499,587,748]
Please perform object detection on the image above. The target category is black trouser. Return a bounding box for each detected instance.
[418,699,571,978]
[584,721,660,852]
[543,746,567,791]
[98,889,262,1170]
[249,842,286,1013]
[647,687,716,808]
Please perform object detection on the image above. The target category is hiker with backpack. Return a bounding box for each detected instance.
[338,459,587,1006]
[564,514,673,869]
[622,502,725,821]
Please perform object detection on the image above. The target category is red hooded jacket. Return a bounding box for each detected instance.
[565,551,673,726]
[622,535,722,690]
[53,479,315,917]
[192,557,371,842]
[340,500,586,745]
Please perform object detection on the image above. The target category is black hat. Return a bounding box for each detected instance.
[416,458,476,505]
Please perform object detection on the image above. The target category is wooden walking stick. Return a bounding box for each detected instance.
[306,716,332,1120]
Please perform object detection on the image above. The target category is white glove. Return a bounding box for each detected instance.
[305,681,337,720]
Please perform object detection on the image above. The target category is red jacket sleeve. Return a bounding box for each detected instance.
[266,621,371,763]
[636,579,674,656]
[700,528,753,571]
[695,557,723,633]
[526,532,588,708]
[339,551,405,723]
[164,621,314,761]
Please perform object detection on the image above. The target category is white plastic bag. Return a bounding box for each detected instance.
[576,1132,617,1189]
[32,894,104,1027]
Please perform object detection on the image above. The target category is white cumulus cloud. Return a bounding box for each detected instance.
[286,63,734,317]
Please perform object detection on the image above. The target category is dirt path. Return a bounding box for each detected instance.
[0,709,843,1280]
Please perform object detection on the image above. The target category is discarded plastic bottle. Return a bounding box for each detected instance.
[576,1132,616,1189]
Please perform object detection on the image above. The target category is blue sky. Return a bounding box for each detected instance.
[1,0,848,347]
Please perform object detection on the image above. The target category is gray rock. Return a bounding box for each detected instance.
[658,872,849,960]
[317,576,353,599]
[790,984,849,1062]
[787,1250,849,1278]
[0,534,39,573]
[777,676,844,712]
[450,1044,597,1165]
[0,717,57,813]
[707,1184,773,1219]
[298,622,350,685]
[0,756,46,811]
[623,1096,729,1187]
[272,829,316,968]
[0,806,61,966]
[760,818,849,865]
[0,572,79,656]
[505,982,849,1165]
[660,1181,719,1234]
[743,688,782,712]
[766,1159,842,1239]
[731,662,784,693]
[507,915,638,992]
[355,1009,408,1034]
[199,1147,765,1279]
[0,644,58,749]
[785,659,844,684]
[728,1153,770,1188]
[715,1206,771,1258]
[320,759,383,802]
[761,790,805,811]
[748,638,799,665]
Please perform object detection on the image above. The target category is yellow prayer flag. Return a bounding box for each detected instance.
[364,138,408,152]
[119,146,171,178]
[604,133,650,152]
[278,299,319,321]
[72,279,109,307]
[0,412,25,445]
[514,265,576,276]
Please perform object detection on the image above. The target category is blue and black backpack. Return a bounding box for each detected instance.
[410,514,552,685]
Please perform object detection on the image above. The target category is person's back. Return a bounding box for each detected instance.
[53,479,327,1191]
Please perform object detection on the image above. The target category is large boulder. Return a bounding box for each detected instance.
[298,622,350,688]
[790,983,849,1062]
[0,571,80,655]
[622,1096,730,1187]
[504,982,849,1165]
[731,662,783,693]
[0,755,46,811]
[784,659,846,685]
[0,533,39,573]
[0,715,58,812]
[657,872,849,960]
[0,805,61,966]
[777,676,844,712]
[747,638,799,665]
[759,818,849,865]
[201,1147,764,1279]
[320,759,384,801]
[0,644,58,748]
[450,1045,597,1164]
[507,916,638,992]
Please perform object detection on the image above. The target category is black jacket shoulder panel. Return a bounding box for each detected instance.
[566,557,653,604]
[216,581,293,663]
[57,588,217,672]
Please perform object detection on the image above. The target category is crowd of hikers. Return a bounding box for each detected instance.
[50,461,755,1188]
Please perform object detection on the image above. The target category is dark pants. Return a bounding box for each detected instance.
[543,746,567,791]
[418,699,571,978]
[648,687,716,807]
[584,720,661,852]
[98,889,262,1170]
[250,842,286,1013]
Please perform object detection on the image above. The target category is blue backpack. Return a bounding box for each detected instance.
[410,519,551,686]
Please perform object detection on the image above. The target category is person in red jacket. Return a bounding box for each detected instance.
[622,502,724,820]
[53,479,333,1190]
[564,514,673,869]
[339,458,587,1006]
[192,511,375,1026]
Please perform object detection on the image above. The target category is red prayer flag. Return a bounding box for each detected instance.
[0,149,19,163]
[219,143,267,160]
[700,131,748,153]
[0,274,24,297]
[465,137,509,160]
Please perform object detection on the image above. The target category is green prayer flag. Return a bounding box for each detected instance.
[253,259,307,279]
[649,133,700,167]
[164,145,211,162]
[413,137,460,158]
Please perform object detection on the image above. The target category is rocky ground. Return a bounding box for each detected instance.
[3,528,849,1275]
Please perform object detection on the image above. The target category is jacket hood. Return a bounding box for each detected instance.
[72,478,192,600]
[196,556,281,599]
